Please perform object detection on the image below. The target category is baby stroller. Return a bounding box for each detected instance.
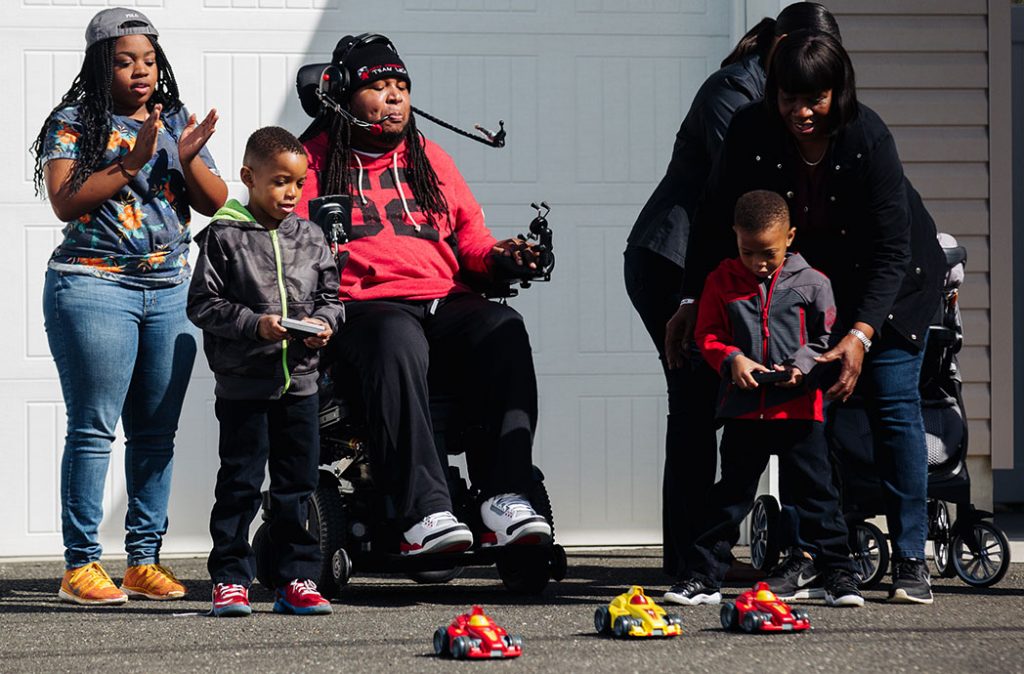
[748,234,1011,589]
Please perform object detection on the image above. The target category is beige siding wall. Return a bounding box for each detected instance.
[824,0,1007,471]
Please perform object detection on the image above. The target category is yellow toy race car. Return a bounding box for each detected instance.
[595,586,683,638]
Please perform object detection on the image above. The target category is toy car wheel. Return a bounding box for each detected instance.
[613,615,633,638]
[306,477,349,598]
[720,603,738,631]
[750,495,781,572]
[594,606,612,635]
[451,636,471,660]
[931,500,956,578]
[741,611,762,634]
[407,567,464,585]
[666,614,683,627]
[792,608,810,622]
[949,520,1011,588]
[511,635,524,649]
[252,522,277,590]
[433,627,450,657]
[849,520,889,589]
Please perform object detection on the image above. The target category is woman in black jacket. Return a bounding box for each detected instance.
[678,31,946,604]
[623,3,841,584]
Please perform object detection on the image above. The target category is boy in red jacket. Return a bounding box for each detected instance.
[664,190,861,608]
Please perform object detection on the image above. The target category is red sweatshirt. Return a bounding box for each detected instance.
[298,133,496,302]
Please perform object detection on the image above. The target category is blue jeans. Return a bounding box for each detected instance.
[862,333,929,560]
[43,270,198,569]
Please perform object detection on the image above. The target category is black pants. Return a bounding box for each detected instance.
[208,394,321,586]
[623,246,720,577]
[334,293,537,525]
[686,419,854,587]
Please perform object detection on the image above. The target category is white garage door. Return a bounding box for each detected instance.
[0,1,762,557]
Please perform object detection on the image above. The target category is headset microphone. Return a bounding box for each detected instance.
[317,70,386,135]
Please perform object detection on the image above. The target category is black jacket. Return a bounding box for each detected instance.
[682,102,945,349]
[626,54,766,267]
[187,200,343,400]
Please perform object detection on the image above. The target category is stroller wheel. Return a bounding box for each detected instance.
[850,521,889,589]
[950,520,1011,588]
[931,500,957,578]
[749,495,781,572]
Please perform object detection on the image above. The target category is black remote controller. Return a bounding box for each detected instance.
[752,369,791,385]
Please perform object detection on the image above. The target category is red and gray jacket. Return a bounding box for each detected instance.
[696,252,835,421]
[297,134,496,302]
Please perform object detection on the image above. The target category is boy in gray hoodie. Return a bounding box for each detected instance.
[188,126,342,617]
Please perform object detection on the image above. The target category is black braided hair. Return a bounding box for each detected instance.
[320,112,448,225]
[31,34,183,197]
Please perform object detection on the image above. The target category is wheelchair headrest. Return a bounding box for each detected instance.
[297,61,331,119]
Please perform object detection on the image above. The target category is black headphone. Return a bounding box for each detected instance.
[318,33,401,105]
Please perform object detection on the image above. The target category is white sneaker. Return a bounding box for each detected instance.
[401,511,473,556]
[479,493,552,546]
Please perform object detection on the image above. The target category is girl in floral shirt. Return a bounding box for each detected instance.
[31,8,227,606]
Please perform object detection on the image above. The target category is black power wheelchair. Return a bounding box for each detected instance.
[251,58,566,598]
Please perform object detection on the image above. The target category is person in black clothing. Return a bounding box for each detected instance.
[674,31,946,605]
[623,2,841,582]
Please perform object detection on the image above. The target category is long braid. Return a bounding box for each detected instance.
[31,34,185,197]
[320,112,448,225]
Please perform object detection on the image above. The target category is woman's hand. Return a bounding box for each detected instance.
[815,333,866,401]
[665,303,697,370]
[257,315,288,342]
[301,318,332,350]
[178,108,219,165]
[122,103,163,173]
[730,354,771,390]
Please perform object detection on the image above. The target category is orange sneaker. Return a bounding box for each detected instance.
[59,562,128,605]
[120,563,186,600]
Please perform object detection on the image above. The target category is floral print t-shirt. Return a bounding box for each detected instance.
[41,105,219,287]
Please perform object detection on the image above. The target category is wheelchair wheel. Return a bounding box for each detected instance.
[850,520,889,589]
[307,478,349,598]
[407,567,465,584]
[252,521,277,590]
[950,520,1011,588]
[749,495,781,572]
[931,500,957,578]
[496,476,559,594]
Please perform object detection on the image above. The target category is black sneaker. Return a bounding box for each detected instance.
[823,568,864,607]
[764,551,823,600]
[889,558,933,604]
[663,578,722,606]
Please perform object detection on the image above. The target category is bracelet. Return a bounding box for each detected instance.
[848,328,872,353]
[116,157,139,180]
[679,298,696,307]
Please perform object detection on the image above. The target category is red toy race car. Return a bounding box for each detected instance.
[720,582,811,633]
[433,605,524,659]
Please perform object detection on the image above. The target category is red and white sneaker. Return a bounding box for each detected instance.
[480,493,552,546]
[211,583,251,617]
[401,511,473,556]
[273,579,333,615]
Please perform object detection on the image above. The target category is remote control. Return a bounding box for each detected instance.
[280,317,323,338]
[752,369,791,385]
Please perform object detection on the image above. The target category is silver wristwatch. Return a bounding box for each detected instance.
[848,328,872,353]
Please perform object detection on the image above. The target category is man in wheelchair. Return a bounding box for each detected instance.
[295,34,552,557]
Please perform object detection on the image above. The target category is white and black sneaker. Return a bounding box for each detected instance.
[764,551,824,601]
[479,493,552,546]
[823,568,865,607]
[663,578,722,606]
[401,511,473,556]
[889,558,933,605]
